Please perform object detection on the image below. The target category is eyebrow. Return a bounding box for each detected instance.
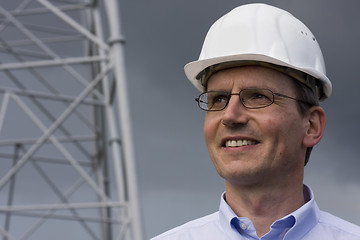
[206,86,278,92]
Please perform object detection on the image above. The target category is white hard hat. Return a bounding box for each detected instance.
[184,3,332,100]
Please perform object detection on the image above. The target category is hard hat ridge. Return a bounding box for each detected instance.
[184,3,332,100]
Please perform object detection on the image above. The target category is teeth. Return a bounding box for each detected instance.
[225,139,257,147]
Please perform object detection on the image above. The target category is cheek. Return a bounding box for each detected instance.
[259,112,294,147]
[203,114,219,146]
[262,111,305,149]
[258,113,281,133]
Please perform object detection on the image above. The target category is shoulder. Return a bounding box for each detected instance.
[310,210,360,239]
[151,212,221,240]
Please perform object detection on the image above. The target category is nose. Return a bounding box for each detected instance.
[221,94,249,127]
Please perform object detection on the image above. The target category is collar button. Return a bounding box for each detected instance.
[240,222,247,230]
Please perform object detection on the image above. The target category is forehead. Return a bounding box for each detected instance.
[206,66,295,92]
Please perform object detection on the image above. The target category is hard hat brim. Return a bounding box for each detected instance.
[184,53,332,100]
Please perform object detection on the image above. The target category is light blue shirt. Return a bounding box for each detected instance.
[151,185,360,239]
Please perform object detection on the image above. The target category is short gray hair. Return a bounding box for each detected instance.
[290,78,320,166]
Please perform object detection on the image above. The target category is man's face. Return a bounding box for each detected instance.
[204,66,309,186]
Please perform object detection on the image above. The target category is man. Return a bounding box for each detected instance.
[152,3,360,240]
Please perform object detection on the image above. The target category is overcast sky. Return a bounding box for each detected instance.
[117,0,360,238]
[0,1,360,239]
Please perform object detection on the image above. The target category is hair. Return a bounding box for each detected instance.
[290,78,320,166]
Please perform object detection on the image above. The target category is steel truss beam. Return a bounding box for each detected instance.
[0,1,143,239]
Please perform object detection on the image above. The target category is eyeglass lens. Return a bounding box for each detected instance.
[198,88,275,111]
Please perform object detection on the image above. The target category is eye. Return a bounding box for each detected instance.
[207,91,229,110]
[250,92,270,101]
[241,89,273,108]
[212,94,228,104]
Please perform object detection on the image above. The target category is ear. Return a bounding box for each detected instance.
[303,106,326,148]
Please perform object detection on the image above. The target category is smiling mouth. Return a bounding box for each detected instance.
[225,139,259,147]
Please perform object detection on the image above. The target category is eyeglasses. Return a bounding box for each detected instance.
[195,88,309,111]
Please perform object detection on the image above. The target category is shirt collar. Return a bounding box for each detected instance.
[218,184,320,239]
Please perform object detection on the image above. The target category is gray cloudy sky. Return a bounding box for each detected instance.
[118,0,360,238]
[0,0,359,239]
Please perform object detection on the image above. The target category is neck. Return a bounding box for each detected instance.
[225,178,305,237]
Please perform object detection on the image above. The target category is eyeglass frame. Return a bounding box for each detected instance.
[195,88,311,111]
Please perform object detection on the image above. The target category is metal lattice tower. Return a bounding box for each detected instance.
[0,0,143,239]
